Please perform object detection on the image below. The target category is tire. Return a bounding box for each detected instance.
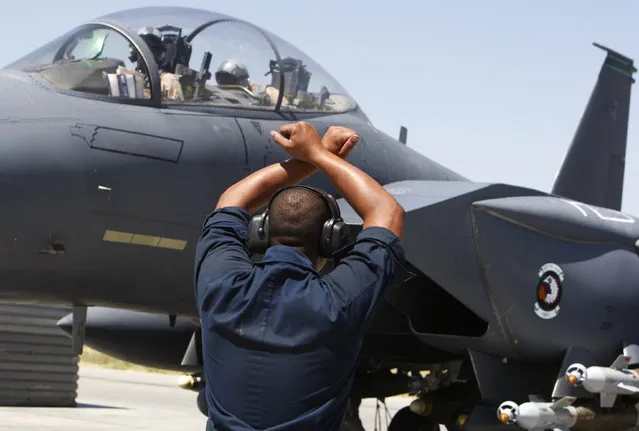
[388,406,437,431]
[196,389,208,417]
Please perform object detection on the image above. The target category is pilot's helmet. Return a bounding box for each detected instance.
[136,26,166,67]
[215,59,250,87]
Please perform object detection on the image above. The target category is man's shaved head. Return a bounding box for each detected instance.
[269,187,331,256]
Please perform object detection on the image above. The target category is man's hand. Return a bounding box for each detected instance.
[215,123,361,213]
[270,122,325,163]
[322,126,359,159]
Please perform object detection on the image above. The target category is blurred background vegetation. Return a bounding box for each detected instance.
[79,346,180,374]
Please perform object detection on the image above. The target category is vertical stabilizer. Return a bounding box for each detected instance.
[551,43,635,210]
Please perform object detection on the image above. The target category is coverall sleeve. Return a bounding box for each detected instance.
[194,206,254,313]
[320,226,408,334]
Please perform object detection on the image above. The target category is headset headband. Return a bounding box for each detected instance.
[249,184,349,258]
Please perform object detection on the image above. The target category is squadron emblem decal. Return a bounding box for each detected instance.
[533,263,564,320]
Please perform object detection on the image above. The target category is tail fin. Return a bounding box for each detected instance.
[551,43,636,210]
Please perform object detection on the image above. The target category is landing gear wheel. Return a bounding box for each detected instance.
[196,388,208,417]
[388,406,437,431]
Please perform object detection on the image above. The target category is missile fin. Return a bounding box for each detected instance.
[610,354,631,370]
[600,392,618,408]
[551,396,576,409]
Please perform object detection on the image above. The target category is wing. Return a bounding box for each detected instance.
[336,180,548,327]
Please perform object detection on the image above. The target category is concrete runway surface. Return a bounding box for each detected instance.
[1,366,426,430]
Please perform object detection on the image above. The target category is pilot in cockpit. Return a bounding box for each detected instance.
[122,26,184,101]
[214,59,251,88]
[214,59,285,106]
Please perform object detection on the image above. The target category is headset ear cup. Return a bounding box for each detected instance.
[322,219,340,258]
[320,218,351,259]
[319,219,330,258]
[332,220,350,252]
[262,214,270,246]
[248,213,268,254]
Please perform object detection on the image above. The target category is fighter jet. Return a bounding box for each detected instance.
[2,5,638,431]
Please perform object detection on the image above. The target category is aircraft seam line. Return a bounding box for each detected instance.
[234,118,249,165]
[470,209,519,359]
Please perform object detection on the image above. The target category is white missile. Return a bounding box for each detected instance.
[497,395,581,430]
[565,354,639,408]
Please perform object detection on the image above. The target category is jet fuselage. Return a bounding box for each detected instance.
[0,68,461,315]
[2,65,639,367]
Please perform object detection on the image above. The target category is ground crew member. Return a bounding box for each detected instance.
[194,122,406,431]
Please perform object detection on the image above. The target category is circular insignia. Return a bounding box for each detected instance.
[533,263,564,319]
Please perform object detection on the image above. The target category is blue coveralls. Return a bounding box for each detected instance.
[194,207,407,431]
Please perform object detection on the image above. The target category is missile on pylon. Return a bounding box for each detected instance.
[496,395,592,430]
[565,354,639,408]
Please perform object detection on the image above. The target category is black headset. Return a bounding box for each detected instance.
[247,185,351,258]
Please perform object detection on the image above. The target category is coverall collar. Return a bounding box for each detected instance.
[260,245,319,275]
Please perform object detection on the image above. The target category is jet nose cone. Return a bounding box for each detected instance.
[56,312,73,336]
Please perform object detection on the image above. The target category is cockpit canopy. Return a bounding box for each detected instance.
[4,6,356,114]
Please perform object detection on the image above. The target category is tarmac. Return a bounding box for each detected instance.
[0,366,418,430]
[3,368,639,431]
